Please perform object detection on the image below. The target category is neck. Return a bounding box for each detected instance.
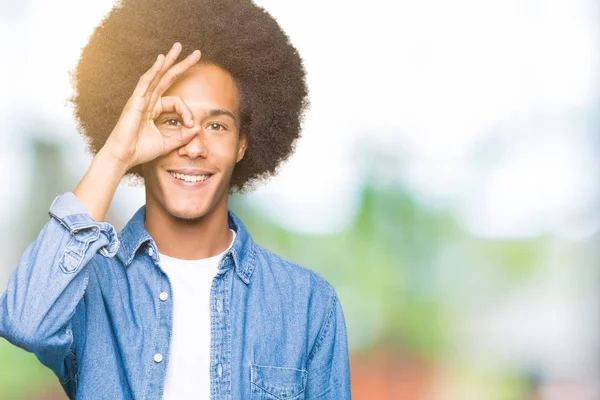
[144,197,232,260]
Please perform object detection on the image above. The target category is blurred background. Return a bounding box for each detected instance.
[1,0,599,398]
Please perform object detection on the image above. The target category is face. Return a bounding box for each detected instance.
[141,63,247,221]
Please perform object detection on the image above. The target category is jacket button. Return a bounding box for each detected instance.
[154,353,163,363]
[159,292,168,301]
[217,363,223,377]
[216,299,222,313]
[148,247,154,257]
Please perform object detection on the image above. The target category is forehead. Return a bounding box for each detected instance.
[163,63,239,115]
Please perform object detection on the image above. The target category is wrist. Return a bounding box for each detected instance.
[96,146,132,178]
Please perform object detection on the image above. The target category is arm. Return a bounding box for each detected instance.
[73,147,131,222]
[0,187,120,384]
[0,140,131,386]
[305,289,352,399]
[0,140,131,388]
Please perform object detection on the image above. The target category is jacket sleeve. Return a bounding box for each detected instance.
[305,288,352,399]
[0,192,120,385]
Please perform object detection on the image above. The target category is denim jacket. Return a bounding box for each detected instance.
[0,192,351,399]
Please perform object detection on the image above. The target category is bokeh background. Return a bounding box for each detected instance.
[1,0,599,399]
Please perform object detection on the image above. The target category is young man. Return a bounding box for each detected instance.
[0,0,351,399]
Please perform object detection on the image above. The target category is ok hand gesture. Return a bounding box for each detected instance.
[103,42,201,170]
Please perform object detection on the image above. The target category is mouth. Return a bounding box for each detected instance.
[167,169,215,189]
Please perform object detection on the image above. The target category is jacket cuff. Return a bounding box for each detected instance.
[48,192,120,258]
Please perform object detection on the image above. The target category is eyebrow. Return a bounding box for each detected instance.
[205,109,238,123]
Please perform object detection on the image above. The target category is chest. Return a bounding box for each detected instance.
[74,257,312,399]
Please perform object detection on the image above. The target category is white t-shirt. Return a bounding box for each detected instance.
[158,229,236,399]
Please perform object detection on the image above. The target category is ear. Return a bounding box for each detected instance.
[236,133,248,163]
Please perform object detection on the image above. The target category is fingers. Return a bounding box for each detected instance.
[158,96,199,153]
[129,42,200,115]
[151,95,196,138]
[131,54,165,101]
[161,96,195,126]
[163,128,198,154]
[147,42,183,94]
[148,49,201,106]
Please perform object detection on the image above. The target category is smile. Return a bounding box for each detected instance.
[169,171,211,182]
[168,171,214,189]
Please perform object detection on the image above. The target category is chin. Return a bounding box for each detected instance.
[166,201,212,221]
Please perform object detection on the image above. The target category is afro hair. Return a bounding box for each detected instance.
[69,0,309,192]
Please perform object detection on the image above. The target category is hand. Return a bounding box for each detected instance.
[102,42,202,170]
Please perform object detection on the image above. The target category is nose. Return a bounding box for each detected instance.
[178,131,208,159]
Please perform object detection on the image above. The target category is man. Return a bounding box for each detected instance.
[0,0,351,399]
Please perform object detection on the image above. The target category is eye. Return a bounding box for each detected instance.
[206,122,227,131]
[161,118,182,127]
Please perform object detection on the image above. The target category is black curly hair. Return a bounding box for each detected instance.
[69,0,308,192]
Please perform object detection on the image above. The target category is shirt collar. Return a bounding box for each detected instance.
[116,206,257,285]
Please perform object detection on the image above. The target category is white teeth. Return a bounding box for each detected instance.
[170,172,211,182]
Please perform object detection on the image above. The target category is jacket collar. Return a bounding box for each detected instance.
[116,206,257,285]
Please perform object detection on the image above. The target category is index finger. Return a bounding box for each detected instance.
[147,42,183,94]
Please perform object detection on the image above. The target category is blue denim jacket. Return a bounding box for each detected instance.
[0,192,351,399]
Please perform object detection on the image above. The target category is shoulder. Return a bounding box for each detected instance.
[251,242,337,301]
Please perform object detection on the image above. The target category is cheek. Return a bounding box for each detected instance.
[211,137,241,163]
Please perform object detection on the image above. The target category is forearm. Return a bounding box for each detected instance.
[73,146,130,223]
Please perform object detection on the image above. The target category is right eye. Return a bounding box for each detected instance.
[161,118,182,127]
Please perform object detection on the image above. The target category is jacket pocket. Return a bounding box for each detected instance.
[250,364,307,400]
